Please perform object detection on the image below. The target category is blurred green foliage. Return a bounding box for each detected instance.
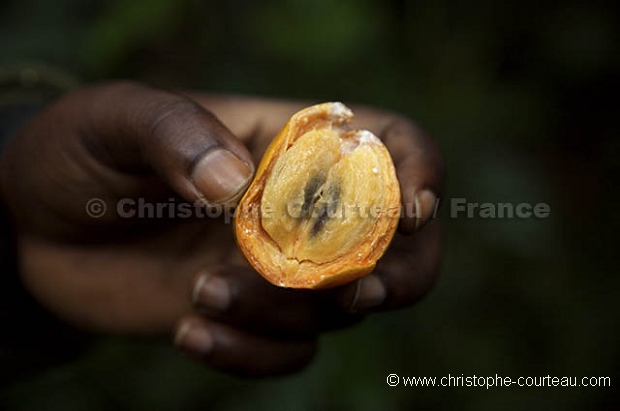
[1,0,618,410]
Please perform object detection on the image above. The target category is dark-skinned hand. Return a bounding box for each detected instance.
[0,82,444,377]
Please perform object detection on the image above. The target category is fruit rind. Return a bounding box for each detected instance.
[234,102,400,289]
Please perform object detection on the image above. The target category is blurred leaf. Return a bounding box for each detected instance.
[241,0,386,69]
[80,0,184,75]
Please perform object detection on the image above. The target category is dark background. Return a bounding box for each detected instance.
[1,0,618,409]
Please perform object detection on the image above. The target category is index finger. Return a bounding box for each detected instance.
[350,106,445,233]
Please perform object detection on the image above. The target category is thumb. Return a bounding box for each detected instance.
[79,81,255,204]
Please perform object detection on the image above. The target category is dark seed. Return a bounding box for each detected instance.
[301,175,325,218]
[309,181,342,237]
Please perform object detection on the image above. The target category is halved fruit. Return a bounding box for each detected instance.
[234,102,400,289]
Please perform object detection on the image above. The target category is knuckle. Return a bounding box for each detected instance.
[383,270,418,308]
[126,94,221,170]
[107,80,144,94]
[385,275,429,308]
[145,98,204,138]
[382,114,422,141]
[391,115,420,134]
[262,341,318,377]
[382,260,441,309]
[384,115,445,192]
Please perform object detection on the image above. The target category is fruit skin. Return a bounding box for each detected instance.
[234,102,401,289]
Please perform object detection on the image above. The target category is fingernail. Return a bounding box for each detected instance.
[348,275,386,312]
[192,149,253,204]
[414,189,438,230]
[174,322,214,356]
[192,272,231,313]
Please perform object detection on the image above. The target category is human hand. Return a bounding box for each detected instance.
[0,82,444,376]
[190,93,444,310]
